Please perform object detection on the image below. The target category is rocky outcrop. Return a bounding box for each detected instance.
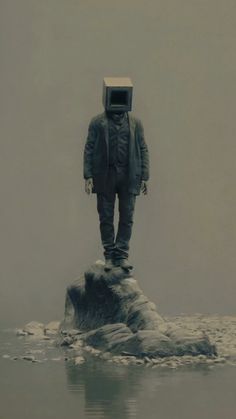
[16,321,60,338]
[60,261,217,358]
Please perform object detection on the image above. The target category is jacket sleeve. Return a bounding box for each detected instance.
[137,119,150,181]
[83,118,97,179]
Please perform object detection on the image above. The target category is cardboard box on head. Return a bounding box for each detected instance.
[103,77,133,112]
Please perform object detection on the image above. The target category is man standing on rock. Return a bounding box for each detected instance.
[83,77,149,272]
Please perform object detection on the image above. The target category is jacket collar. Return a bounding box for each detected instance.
[99,112,135,154]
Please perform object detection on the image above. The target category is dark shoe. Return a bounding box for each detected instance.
[104,258,114,272]
[116,259,133,271]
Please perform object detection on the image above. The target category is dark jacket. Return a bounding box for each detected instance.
[83,112,149,195]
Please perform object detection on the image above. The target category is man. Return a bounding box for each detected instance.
[83,78,149,272]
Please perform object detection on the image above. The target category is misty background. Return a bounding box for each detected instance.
[0,0,235,328]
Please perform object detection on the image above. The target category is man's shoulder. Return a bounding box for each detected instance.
[88,112,144,129]
[88,112,106,128]
[128,113,143,128]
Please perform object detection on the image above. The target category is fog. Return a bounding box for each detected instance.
[0,0,235,328]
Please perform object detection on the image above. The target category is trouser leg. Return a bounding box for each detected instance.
[96,192,116,259]
[115,192,136,260]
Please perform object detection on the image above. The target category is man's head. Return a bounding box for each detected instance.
[103,77,133,113]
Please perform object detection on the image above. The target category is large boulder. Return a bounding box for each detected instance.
[60,261,216,358]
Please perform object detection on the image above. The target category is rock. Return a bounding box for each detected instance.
[165,327,217,357]
[74,356,85,365]
[60,261,217,359]
[214,357,226,364]
[79,323,133,352]
[135,359,144,365]
[27,349,44,354]
[152,359,161,365]
[23,322,45,336]
[121,351,136,357]
[89,348,101,355]
[67,329,82,337]
[120,358,130,365]
[44,321,60,336]
[117,330,176,357]
[83,345,94,352]
[69,340,83,350]
[60,262,165,333]
[197,354,207,360]
[60,336,74,347]
[16,329,28,337]
[22,355,36,362]
[100,352,112,360]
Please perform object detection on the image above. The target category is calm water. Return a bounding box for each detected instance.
[0,329,235,419]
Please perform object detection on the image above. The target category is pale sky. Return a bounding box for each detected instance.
[0,0,235,327]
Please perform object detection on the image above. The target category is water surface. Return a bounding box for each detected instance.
[1,329,235,419]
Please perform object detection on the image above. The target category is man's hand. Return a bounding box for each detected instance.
[85,178,94,195]
[141,180,148,195]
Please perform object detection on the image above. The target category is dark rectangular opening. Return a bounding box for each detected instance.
[110,90,128,106]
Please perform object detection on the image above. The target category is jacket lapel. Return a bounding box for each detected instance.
[100,112,109,161]
[128,113,135,170]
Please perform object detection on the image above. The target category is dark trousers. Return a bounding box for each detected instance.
[96,166,136,260]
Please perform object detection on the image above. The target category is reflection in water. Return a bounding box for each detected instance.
[65,354,219,419]
[1,331,236,419]
[65,357,144,418]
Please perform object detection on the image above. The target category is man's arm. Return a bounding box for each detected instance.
[137,119,149,195]
[137,119,149,182]
[83,118,97,180]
